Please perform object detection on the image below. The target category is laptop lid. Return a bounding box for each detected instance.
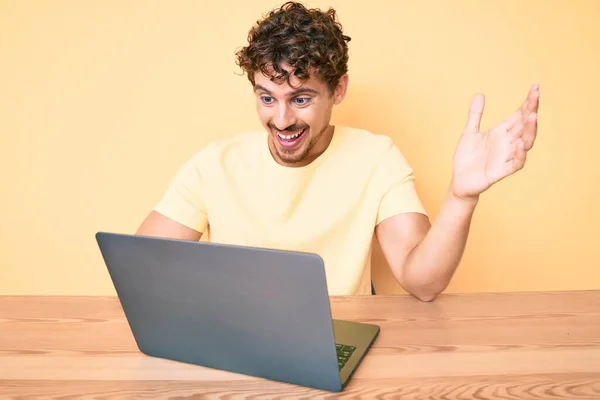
[95,232,344,392]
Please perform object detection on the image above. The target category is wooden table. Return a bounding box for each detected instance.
[1,291,599,399]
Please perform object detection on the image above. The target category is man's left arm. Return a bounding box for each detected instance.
[377,84,539,301]
[375,193,476,302]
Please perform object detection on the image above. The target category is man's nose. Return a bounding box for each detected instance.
[273,104,296,131]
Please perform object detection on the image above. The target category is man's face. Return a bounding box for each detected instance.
[253,64,348,167]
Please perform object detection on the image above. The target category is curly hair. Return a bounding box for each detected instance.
[235,1,351,93]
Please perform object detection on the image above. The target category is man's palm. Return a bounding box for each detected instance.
[451,85,539,199]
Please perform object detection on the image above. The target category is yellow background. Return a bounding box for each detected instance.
[1,0,598,295]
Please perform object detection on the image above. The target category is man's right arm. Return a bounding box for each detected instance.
[136,211,202,241]
[137,149,209,241]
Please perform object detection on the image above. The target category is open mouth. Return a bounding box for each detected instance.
[275,128,306,148]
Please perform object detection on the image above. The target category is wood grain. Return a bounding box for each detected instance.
[1,291,599,399]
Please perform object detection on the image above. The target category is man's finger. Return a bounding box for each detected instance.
[519,97,529,114]
[522,112,538,151]
[520,84,540,114]
[465,93,485,133]
[509,118,525,142]
[498,110,522,132]
[513,139,527,170]
[504,139,527,172]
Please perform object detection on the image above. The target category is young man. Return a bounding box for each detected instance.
[136,2,539,301]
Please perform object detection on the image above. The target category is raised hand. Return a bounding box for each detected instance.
[450,84,539,200]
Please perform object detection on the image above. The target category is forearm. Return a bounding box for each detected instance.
[403,190,478,301]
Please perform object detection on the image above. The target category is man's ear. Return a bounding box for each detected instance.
[333,74,349,104]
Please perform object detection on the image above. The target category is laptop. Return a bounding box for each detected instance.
[95,232,379,392]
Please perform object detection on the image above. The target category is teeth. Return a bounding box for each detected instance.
[277,130,303,140]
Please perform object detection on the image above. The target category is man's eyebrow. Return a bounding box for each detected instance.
[254,84,319,97]
[254,84,272,94]
[289,87,319,96]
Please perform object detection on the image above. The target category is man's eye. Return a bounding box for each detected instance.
[261,96,274,104]
[293,97,310,105]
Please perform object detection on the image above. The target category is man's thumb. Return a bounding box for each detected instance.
[465,94,485,133]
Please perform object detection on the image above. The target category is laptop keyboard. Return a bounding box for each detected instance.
[336,344,356,370]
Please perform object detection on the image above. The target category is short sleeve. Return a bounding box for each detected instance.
[376,143,427,225]
[153,152,208,233]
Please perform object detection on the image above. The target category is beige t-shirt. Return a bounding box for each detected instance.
[154,126,427,295]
